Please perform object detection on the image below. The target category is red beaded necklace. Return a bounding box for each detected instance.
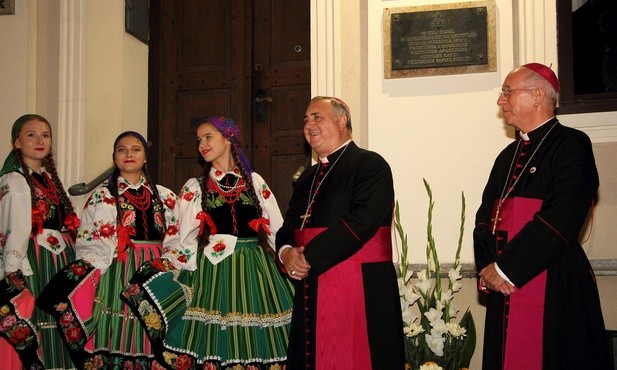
[121,187,151,212]
[31,172,60,205]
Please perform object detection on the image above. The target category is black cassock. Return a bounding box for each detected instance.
[276,141,405,370]
[474,119,611,369]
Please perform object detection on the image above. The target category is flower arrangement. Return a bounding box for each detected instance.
[396,179,476,370]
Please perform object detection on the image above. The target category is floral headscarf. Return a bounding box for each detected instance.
[201,116,252,175]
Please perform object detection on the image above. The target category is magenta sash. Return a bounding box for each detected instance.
[493,197,545,370]
[294,226,392,370]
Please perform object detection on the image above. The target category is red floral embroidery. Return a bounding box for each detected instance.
[122,211,136,226]
[182,191,194,201]
[262,188,272,199]
[98,223,116,238]
[174,355,193,370]
[166,224,179,236]
[60,311,74,327]
[123,284,140,297]
[46,234,59,246]
[203,363,217,370]
[103,195,116,205]
[9,325,31,343]
[36,199,49,215]
[164,197,176,209]
[177,255,188,263]
[213,242,226,253]
[64,326,82,343]
[8,274,25,290]
[0,232,7,247]
[154,212,164,228]
[1,315,17,330]
[70,263,87,277]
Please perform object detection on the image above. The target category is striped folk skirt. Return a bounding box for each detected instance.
[122,237,294,370]
[38,241,162,369]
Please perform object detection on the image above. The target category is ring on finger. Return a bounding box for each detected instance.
[291,270,296,276]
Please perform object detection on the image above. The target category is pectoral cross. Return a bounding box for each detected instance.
[300,210,312,230]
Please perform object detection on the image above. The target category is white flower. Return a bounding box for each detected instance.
[446,322,468,338]
[401,304,418,326]
[448,265,462,282]
[451,280,463,293]
[415,275,434,295]
[417,269,428,282]
[419,362,444,370]
[400,282,420,304]
[424,307,443,323]
[425,330,446,356]
[449,306,459,319]
[430,318,449,336]
[404,323,424,338]
[440,289,453,305]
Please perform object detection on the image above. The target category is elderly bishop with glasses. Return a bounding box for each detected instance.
[474,63,611,369]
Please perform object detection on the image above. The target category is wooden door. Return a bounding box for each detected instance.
[148,0,311,215]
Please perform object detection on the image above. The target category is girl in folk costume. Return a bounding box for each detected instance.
[122,117,294,370]
[37,131,180,369]
[0,114,79,369]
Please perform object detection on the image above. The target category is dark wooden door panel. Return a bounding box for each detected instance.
[151,0,310,215]
[252,0,311,213]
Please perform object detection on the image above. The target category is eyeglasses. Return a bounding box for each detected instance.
[498,88,536,98]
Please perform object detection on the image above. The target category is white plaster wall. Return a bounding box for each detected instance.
[0,0,30,160]
[84,0,148,182]
[0,0,148,205]
[364,0,617,265]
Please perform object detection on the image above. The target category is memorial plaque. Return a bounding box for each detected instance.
[384,1,496,78]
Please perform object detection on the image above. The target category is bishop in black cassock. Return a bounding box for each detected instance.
[474,63,611,369]
[276,96,404,370]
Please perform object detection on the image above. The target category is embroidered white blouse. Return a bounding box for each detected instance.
[0,169,74,277]
[162,170,283,271]
[75,176,180,274]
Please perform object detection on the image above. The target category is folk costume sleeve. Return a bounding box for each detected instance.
[251,172,283,250]
[163,177,201,270]
[75,186,119,273]
[157,184,181,253]
[0,172,33,275]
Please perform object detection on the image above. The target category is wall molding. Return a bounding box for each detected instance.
[311,0,341,97]
[57,0,86,188]
[407,260,617,279]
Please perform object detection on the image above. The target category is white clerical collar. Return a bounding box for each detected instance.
[519,117,554,141]
[319,139,352,164]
